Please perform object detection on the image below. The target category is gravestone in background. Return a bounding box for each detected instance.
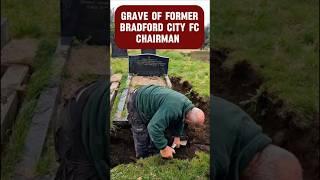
[129,54,169,76]
[141,49,156,54]
[111,40,128,57]
[61,0,108,45]
[1,17,10,49]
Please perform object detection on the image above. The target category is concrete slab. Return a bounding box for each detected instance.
[110,81,120,109]
[1,65,29,95]
[61,45,106,99]
[1,39,38,66]
[1,65,29,143]
[14,39,72,179]
[110,81,120,92]
[111,74,122,82]
[14,87,60,179]
[1,92,18,143]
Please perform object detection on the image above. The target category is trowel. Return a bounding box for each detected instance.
[171,136,188,149]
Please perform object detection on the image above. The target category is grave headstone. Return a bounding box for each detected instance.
[129,54,169,76]
[1,17,10,49]
[141,49,156,54]
[61,0,108,45]
[111,40,128,57]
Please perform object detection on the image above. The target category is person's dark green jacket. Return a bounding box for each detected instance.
[211,96,272,180]
[135,85,194,150]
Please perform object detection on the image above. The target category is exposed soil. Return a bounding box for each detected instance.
[110,77,210,167]
[110,128,136,167]
[211,48,319,180]
[131,76,167,87]
[170,77,210,149]
[190,51,210,62]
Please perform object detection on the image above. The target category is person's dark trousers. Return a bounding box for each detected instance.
[127,89,157,158]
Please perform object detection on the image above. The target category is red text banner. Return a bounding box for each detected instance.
[114,5,204,49]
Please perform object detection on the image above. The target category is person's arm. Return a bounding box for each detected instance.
[170,120,184,148]
[171,120,184,137]
[147,107,178,150]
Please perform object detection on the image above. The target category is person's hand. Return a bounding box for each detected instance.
[172,137,181,148]
[160,146,176,159]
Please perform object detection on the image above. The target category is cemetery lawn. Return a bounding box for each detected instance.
[1,40,57,179]
[111,50,210,98]
[1,0,59,179]
[111,151,209,180]
[111,50,210,123]
[1,0,59,39]
[212,0,319,122]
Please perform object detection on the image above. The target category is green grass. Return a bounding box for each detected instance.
[1,40,57,180]
[111,151,209,180]
[111,51,210,98]
[159,51,210,98]
[111,51,209,125]
[36,127,56,176]
[1,0,59,39]
[112,58,129,74]
[1,0,60,177]
[111,74,128,122]
[212,0,319,121]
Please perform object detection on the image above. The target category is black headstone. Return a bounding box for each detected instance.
[111,40,128,57]
[129,54,169,76]
[1,17,9,49]
[141,49,156,54]
[61,0,108,45]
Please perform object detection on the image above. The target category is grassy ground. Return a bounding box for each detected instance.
[1,0,59,39]
[111,151,209,180]
[1,40,57,179]
[110,51,210,122]
[212,0,319,121]
[1,0,59,179]
[111,50,210,98]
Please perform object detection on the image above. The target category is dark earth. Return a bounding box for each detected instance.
[211,48,319,180]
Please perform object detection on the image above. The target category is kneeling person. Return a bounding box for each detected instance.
[127,85,205,159]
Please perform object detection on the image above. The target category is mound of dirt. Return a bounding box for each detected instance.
[170,77,210,148]
[110,78,210,167]
[211,48,319,180]
[110,128,136,167]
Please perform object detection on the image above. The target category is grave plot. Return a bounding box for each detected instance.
[131,76,167,87]
[110,54,210,167]
[112,54,171,123]
[1,64,30,144]
[1,39,38,146]
[61,45,107,100]
[60,44,122,118]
